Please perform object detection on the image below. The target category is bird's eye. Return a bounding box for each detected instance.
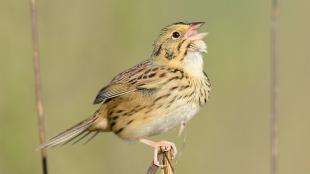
[172,32,180,39]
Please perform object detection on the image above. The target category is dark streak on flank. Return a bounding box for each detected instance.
[206,81,211,87]
[127,120,134,125]
[131,80,138,85]
[183,90,195,99]
[153,93,171,104]
[179,71,184,79]
[115,127,124,134]
[170,69,178,73]
[148,73,156,78]
[152,67,159,71]
[137,74,143,80]
[144,109,151,114]
[128,78,137,84]
[125,108,139,117]
[181,84,190,90]
[138,106,147,112]
[185,74,189,79]
[156,104,163,109]
[108,103,117,110]
[169,96,178,104]
[170,69,184,79]
[128,110,136,116]
[128,78,136,83]
[159,73,166,78]
[203,87,207,97]
[170,86,178,91]
[115,110,124,113]
[112,116,119,120]
[135,104,141,108]
[144,69,152,74]
[199,97,202,106]
[177,95,183,100]
[110,122,116,128]
[165,104,171,109]
[189,90,195,97]
[137,83,145,87]
[136,68,145,74]
[203,71,211,87]
[166,76,179,83]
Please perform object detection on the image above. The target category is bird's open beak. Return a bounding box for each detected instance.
[184,22,208,41]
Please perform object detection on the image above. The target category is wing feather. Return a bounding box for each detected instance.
[93,83,135,104]
[93,59,169,104]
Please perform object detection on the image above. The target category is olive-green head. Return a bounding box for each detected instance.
[152,22,208,62]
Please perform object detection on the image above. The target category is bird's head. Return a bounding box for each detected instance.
[152,22,208,65]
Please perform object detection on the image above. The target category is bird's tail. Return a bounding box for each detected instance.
[40,115,101,149]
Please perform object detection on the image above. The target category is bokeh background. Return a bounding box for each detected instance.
[1,0,309,174]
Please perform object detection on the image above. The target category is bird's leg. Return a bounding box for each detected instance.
[139,139,177,166]
[178,122,186,136]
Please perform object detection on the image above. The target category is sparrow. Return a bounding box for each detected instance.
[41,22,211,166]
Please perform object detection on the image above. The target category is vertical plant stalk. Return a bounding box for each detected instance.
[31,0,48,174]
[147,148,175,174]
[271,0,279,174]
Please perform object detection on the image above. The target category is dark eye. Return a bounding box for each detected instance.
[172,32,180,39]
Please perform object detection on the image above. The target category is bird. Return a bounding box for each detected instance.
[40,22,211,166]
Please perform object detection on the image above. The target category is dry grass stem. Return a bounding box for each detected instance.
[31,0,48,173]
[147,147,175,174]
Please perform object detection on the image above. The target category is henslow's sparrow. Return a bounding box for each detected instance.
[41,22,211,166]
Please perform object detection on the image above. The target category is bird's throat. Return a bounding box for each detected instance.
[183,51,204,76]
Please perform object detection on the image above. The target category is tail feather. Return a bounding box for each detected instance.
[40,116,98,149]
[83,132,100,144]
[70,131,92,145]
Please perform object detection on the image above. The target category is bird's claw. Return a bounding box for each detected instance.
[153,140,177,166]
[139,139,177,167]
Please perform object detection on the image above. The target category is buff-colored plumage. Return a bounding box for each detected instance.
[41,22,211,166]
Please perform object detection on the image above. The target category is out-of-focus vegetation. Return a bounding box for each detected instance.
[0,0,309,174]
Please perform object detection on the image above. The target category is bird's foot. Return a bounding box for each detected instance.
[139,139,177,167]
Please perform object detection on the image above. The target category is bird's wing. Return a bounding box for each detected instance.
[93,83,135,104]
[93,60,168,104]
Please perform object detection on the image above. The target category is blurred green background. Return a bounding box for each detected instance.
[1,0,309,173]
